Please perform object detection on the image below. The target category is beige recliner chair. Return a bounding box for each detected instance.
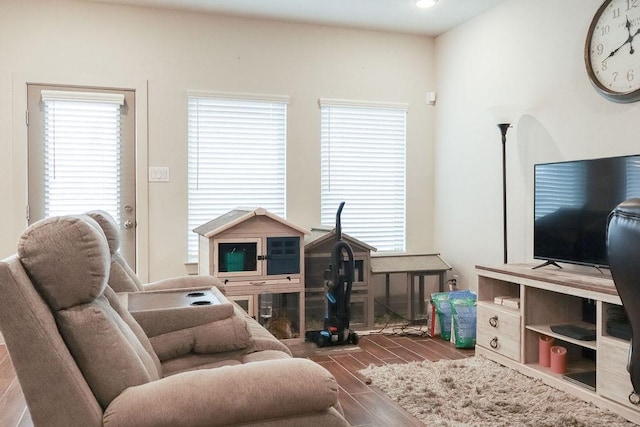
[0,215,349,427]
[85,209,291,356]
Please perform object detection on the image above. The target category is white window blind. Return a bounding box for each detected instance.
[42,91,124,224]
[320,100,407,251]
[188,94,287,261]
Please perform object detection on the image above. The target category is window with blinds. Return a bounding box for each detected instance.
[320,100,407,252]
[41,91,124,224]
[187,94,288,261]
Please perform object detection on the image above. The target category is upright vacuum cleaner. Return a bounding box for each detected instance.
[306,202,359,347]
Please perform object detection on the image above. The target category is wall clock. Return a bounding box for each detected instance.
[585,0,640,103]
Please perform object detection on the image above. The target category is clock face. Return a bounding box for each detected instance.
[586,0,640,102]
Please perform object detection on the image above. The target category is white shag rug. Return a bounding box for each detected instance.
[360,356,635,426]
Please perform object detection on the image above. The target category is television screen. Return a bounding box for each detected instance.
[534,154,640,268]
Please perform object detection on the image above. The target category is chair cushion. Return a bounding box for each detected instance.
[86,210,144,292]
[149,314,251,361]
[18,216,109,311]
[85,210,120,255]
[108,253,144,292]
[57,295,161,409]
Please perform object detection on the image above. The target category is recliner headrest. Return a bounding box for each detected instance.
[18,215,110,311]
[85,210,120,255]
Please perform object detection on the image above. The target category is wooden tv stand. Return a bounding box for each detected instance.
[476,263,639,424]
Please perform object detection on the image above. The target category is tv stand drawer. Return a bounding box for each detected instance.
[476,303,521,361]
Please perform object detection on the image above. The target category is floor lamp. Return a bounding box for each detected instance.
[488,105,523,264]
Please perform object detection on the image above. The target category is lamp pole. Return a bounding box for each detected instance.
[498,123,511,265]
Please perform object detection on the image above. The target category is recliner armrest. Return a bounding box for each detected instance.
[143,275,224,292]
[125,287,235,337]
[103,358,345,427]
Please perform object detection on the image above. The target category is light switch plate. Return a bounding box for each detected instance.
[149,166,170,182]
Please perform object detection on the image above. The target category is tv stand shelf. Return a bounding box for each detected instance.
[476,263,639,424]
[525,323,597,351]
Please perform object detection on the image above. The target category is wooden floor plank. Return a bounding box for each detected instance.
[329,354,371,384]
[317,360,371,394]
[307,354,332,363]
[363,334,401,348]
[393,336,444,361]
[337,387,378,427]
[357,338,403,361]
[414,336,468,359]
[351,389,423,427]
[330,354,367,372]
[387,345,426,363]
[415,337,474,355]
[348,348,387,367]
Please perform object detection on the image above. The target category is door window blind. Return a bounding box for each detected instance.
[188,94,287,261]
[42,90,124,224]
[320,100,407,251]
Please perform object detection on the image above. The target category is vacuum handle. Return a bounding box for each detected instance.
[336,202,345,240]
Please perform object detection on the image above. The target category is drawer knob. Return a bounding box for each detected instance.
[490,337,499,349]
[489,316,498,327]
[629,392,640,405]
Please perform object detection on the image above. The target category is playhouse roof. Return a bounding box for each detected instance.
[369,253,451,274]
[304,226,377,252]
[193,207,309,238]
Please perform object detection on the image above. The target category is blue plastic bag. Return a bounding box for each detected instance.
[430,290,474,342]
[451,297,477,348]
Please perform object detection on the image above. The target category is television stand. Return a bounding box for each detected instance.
[532,260,562,270]
[475,263,639,425]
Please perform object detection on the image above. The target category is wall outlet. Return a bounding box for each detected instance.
[450,274,459,290]
[149,166,170,182]
[426,91,437,105]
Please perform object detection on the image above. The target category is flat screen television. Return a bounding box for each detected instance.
[534,154,640,268]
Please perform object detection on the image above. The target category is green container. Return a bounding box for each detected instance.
[225,251,245,272]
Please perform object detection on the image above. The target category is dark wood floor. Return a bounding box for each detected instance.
[0,332,473,427]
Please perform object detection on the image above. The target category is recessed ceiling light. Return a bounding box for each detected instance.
[416,0,438,8]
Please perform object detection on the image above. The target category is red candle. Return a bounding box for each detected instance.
[550,346,567,374]
[539,335,554,367]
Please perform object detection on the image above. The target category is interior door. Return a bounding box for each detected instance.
[26,84,137,267]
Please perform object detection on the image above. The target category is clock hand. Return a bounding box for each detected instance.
[627,16,636,55]
[603,39,631,61]
[602,17,637,62]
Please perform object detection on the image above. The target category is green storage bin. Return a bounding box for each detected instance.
[225,251,245,272]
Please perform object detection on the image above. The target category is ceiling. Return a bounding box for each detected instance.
[85,0,507,37]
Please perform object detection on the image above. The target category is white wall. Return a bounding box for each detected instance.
[0,0,436,280]
[434,0,640,289]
